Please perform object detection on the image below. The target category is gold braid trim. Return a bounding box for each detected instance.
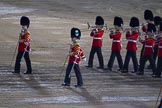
[71,43,80,56]
[24,32,30,42]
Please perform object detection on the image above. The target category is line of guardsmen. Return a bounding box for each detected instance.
[10,10,162,107]
[86,9,162,78]
[12,9,162,88]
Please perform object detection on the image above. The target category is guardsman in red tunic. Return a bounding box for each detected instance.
[153,22,162,78]
[13,16,32,74]
[139,10,154,69]
[86,16,104,69]
[107,16,123,71]
[122,17,139,73]
[147,16,161,69]
[153,16,161,62]
[62,28,86,87]
[137,23,156,75]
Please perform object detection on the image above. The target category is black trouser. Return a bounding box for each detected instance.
[153,47,158,63]
[123,50,138,72]
[156,56,162,76]
[107,50,123,69]
[88,46,104,68]
[139,55,156,74]
[139,45,144,66]
[64,63,83,86]
[148,47,158,67]
[14,51,32,73]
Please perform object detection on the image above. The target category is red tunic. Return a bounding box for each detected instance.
[157,37,162,57]
[90,29,104,47]
[18,31,30,52]
[110,31,122,51]
[68,43,85,64]
[126,31,139,51]
[141,38,155,55]
[142,25,147,33]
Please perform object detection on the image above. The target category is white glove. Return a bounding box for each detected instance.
[75,55,79,58]
[24,48,27,52]
[24,42,29,46]
[29,48,31,52]
[82,57,86,62]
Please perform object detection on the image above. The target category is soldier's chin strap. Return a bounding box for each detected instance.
[20,29,27,35]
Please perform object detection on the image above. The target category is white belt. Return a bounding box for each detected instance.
[159,46,162,48]
[145,45,153,48]
[93,37,102,40]
[127,39,137,43]
[113,40,120,42]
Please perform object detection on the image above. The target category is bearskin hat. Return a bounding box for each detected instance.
[95,16,104,25]
[147,23,156,33]
[71,27,81,39]
[144,10,153,21]
[154,16,162,26]
[129,17,139,27]
[20,16,30,28]
[160,22,162,31]
[113,16,124,27]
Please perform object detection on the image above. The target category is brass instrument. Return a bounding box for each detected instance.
[123,28,131,32]
[79,22,108,32]
[87,22,108,30]
[138,36,144,42]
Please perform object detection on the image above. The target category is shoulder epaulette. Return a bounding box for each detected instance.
[73,42,80,47]
[26,31,30,35]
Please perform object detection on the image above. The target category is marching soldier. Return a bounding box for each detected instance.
[147,16,161,69]
[62,28,86,87]
[122,17,139,73]
[13,16,32,74]
[86,16,104,69]
[153,16,162,63]
[153,22,162,78]
[137,23,156,75]
[139,9,154,68]
[107,16,123,71]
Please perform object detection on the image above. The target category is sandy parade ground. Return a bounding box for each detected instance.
[0,0,162,108]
